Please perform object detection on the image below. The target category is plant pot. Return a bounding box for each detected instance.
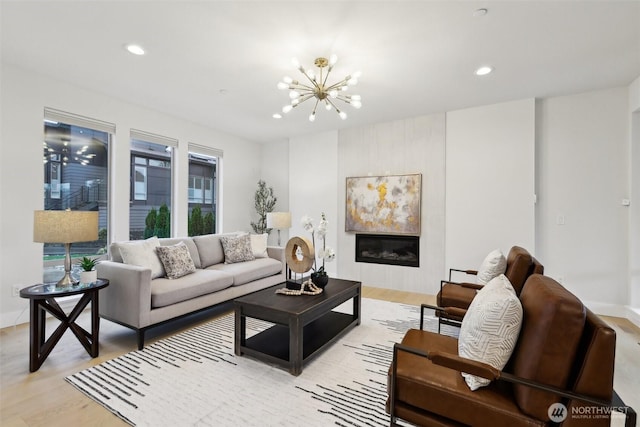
[311,272,329,289]
[80,270,97,285]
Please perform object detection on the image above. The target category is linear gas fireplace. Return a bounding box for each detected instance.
[355,234,419,267]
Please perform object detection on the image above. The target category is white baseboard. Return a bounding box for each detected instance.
[626,306,640,329]
[0,295,82,330]
[583,300,640,328]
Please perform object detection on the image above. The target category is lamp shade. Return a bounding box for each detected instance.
[33,210,99,243]
[266,212,292,229]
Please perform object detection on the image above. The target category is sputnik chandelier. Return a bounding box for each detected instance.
[277,55,362,121]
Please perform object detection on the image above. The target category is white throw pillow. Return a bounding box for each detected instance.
[250,233,269,258]
[118,236,165,279]
[458,274,523,391]
[476,249,507,285]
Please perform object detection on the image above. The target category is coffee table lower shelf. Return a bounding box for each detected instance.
[239,311,357,374]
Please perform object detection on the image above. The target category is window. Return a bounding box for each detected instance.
[129,130,177,240]
[187,145,221,236]
[42,109,113,283]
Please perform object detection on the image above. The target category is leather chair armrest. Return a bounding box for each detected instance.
[440,280,483,292]
[449,268,478,281]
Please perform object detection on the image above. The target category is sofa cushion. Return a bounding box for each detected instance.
[510,274,586,421]
[156,242,197,279]
[150,269,234,308]
[159,237,201,269]
[250,233,269,258]
[114,236,165,279]
[192,233,238,268]
[208,257,282,286]
[477,249,507,285]
[458,275,523,390]
[220,234,255,264]
[392,329,545,427]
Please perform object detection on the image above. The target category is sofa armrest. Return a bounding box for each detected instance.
[267,246,286,274]
[96,260,152,328]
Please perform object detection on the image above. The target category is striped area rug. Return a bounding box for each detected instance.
[66,298,456,426]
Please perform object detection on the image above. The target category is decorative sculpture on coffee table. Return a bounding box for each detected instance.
[279,236,323,295]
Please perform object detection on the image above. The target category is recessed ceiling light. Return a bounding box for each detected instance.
[475,66,493,76]
[125,44,145,55]
[272,113,282,119]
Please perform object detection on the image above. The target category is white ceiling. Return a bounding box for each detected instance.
[2,1,639,143]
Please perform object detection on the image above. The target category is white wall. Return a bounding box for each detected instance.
[0,63,264,327]
[627,76,640,321]
[259,139,290,246]
[289,131,339,277]
[337,115,447,295]
[536,87,629,309]
[445,99,536,271]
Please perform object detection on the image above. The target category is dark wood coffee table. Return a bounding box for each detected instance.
[234,278,361,375]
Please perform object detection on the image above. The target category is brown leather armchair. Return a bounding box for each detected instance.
[433,247,542,330]
[387,274,636,427]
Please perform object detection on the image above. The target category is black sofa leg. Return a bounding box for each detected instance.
[137,329,145,350]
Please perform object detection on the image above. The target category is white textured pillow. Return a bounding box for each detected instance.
[250,233,268,258]
[477,249,507,285]
[458,274,523,390]
[220,234,255,264]
[118,236,165,279]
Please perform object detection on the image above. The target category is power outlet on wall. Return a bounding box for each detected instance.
[12,285,21,297]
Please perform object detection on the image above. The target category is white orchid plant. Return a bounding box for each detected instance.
[301,212,336,276]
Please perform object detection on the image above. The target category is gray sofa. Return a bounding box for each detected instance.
[97,233,286,349]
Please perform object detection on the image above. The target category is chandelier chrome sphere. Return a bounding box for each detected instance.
[277,55,362,122]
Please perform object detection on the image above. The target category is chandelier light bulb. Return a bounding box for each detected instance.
[277,55,362,121]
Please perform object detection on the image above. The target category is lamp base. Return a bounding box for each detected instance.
[56,242,77,287]
[56,271,77,287]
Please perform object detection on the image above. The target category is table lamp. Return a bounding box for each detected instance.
[266,212,291,246]
[33,209,99,286]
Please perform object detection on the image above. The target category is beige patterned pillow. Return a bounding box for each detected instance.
[156,242,196,279]
[458,274,523,390]
[220,234,255,264]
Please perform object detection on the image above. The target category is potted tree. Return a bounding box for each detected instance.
[78,256,99,284]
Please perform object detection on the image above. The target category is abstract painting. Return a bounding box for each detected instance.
[345,174,421,235]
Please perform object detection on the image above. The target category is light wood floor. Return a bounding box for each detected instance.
[1,287,638,426]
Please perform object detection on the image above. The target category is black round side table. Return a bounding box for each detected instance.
[19,279,109,372]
